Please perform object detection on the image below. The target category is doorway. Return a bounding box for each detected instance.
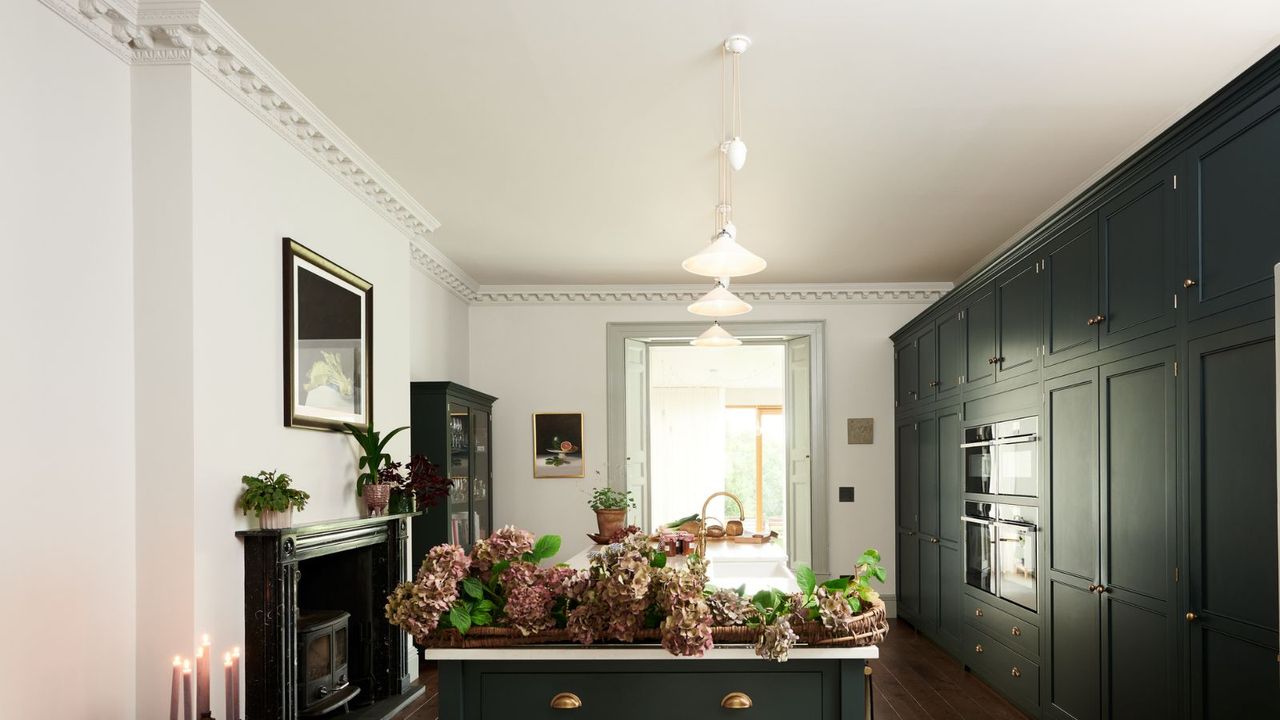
[605,321,828,573]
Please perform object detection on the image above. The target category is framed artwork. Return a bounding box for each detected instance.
[283,237,374,431]
[533,412,584,478]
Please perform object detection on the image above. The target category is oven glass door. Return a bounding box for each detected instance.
[963,503,996,595]
[995,438,1038,497]
[964,443,994,494]
[995,505,1039,611]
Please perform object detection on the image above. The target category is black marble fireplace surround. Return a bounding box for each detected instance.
[237,513,422,719]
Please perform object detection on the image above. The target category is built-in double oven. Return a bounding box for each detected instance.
[961,417,1040,612]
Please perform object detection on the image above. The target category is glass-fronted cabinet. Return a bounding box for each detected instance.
[409,382,497,564]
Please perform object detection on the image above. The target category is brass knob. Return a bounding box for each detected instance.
[931,537,940,544]
[1011,667,1022,679]
[1087,583,1099,592]
[550,692,582,709]
[1093,584,1107,594]
[1086,314,1106,326]
[987,356,998,364]
[975,644,984,654]
[929,380,940,387]
[1011,626,1022,637]
[1186,612,1198,622]
[1183,278,1198,288]
[721,692,753,709]
[974,608,984,618]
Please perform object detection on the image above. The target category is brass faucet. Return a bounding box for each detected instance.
[697,491,746,556]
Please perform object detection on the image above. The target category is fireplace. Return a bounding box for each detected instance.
[238,513,421,720]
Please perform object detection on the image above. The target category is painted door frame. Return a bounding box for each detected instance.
[605,321,830,576]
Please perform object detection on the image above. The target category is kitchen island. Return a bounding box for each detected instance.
[426,543,877,719]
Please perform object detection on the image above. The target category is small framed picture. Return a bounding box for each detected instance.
[283,237,373,431]
[533,412,584,478]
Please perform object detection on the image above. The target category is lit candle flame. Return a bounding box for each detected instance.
[173,656,181,667]
[224,653,232,667]
[232,647,240,659]
[201,634,210,646]
[196,646,203,658]
[183,660,192,674]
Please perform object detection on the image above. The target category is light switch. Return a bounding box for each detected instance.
[839,486,855,502]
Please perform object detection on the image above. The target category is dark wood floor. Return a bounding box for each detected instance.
[390,620,1029,720]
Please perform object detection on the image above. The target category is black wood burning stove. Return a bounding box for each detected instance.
[298,610,359,715]
[238,513,422,720]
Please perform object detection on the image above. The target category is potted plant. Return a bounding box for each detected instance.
[238,470,311,529]
[345,421,408,515]
[588,487,635,538]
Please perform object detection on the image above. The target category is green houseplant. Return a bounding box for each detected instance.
[238,470,311,529]
[345,422,409,516]
[588,487,635,539]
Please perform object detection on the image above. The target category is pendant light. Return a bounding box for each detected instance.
[688,279,753,317]
[690,321,742,348]
[681,228,767,278]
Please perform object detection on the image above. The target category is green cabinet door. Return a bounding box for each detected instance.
[1100,350,1178,720]
[918,326,938,403]
[918,416,939,538]
[1186,324,1279,717]
[1046,368,1102,720]
[1098,162,1178,348]
[896,340,919,408]
[936,311,965,399]
[996,260,1044,382]
[1183,85,1280,321]
[936,407,963,544]
[897,420,920,532]
[937,541,964,656]
[965,285,998,388]
[898,529,921,620]
[919,537,941,633]
[1044,215,1100,365]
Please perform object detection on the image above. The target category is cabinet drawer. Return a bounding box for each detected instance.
[965,594,1039,659]
[481,670,824,718]
[963,625,1040,712]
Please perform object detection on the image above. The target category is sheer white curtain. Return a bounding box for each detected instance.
[649,386,727,527]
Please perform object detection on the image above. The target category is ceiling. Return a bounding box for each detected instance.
[208,0,1280,286]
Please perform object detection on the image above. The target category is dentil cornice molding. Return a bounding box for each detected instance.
[469,283,951,305]
[43,0,478,300]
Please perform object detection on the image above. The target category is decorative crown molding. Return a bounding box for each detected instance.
[469,283,951,305]
[42,0,479,301]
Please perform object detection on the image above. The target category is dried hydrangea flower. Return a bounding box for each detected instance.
[705,588,751,626]
[385,543,469,642]
[816,587,857,634]
[471,525,535,572]
[755,615,799,662]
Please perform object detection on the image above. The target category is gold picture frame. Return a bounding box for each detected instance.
[533,412,585,478]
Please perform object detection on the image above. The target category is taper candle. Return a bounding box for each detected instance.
[224,653,233,720]
[182,660,193,720]
[198,634,211,716]
[231,647,240,720]
[170,656,181,720]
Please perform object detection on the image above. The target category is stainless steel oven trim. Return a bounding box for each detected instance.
[962,515,998,597]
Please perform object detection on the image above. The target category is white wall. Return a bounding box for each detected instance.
[411,270,470,383]
[468,300,933,595]
[0,2,137,717]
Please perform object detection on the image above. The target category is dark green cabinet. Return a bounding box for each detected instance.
[896,420,919,531]
[918,417,939,538]
[965,285,998,388]
[996,260,1044,381]
[1186,324,1280,717]
[410,382,497,564]
[936,311,966,398]
[896,340,919,408]
[1098,163,1178,348]
[898,529,920,619]
[1044,216,1100,365]
[918,326,938,403]
[1183,85,1280,321]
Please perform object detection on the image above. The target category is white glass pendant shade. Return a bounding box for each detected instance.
[726,137,747,171]
[690,321,742,347]
[681,229,767,278]
[688,284,752,317]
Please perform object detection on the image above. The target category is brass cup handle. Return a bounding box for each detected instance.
[721,692,753,709]
[1186,612,1198,622]
[1183,278,1198,288]
[975,644,984,654]
[1086,314,1106,326]
[550,692,582,709]
[1010,626,1022,637]
[1011,667,1022,679]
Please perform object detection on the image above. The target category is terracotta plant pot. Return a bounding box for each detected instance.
[258,509,293,530]
[365,484,391,517]
[594,508,627,538]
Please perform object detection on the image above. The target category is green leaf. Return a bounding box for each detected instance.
[821,577,851,592]
[873,567,887,583]
[649,551,667,568]
[489,560,511,582]
[461,577,485,600]
[449,606,472,634]
[530,535,562,563]
[794,565,817,596]
[475,599,496,612]
[471,609,492,626]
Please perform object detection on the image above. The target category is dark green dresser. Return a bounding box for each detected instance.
[410,382,497,565]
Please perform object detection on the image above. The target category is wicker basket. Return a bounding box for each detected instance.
[419,599,888,651]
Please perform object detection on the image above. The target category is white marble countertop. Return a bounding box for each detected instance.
[425,645,878,661]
